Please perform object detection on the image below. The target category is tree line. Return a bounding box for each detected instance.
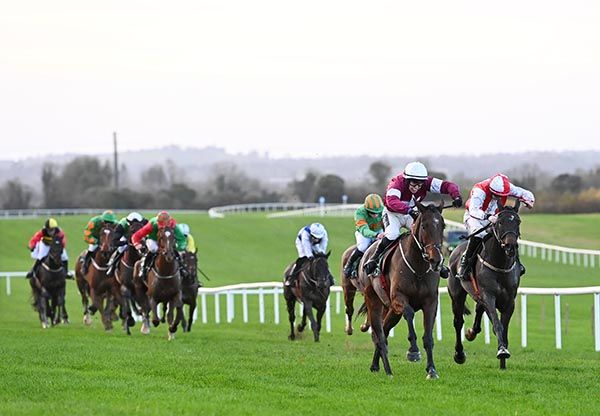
[1,156,599,213]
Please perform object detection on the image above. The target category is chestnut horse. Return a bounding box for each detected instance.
[75,224,118,330]
[113,220,145,335]
[134,226,184,340]
[283,252,333,342]
[448,201,523,370]
[30,236,69,328]
[360,201,446,378]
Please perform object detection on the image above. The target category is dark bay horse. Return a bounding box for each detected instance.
[180,249,200,332]
[448,202,522,370]
[30,236,69,328]
[135,226,184,340]
[75,224,118,330]
[361,201,446,378]
[283,252,333,342]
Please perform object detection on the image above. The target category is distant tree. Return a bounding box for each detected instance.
[41,163,62,208]
[0,179,32,209]
[168,183,197,209]
[141,165,168,190]
[291,171,318,202]
[368,161,392,189]
[314,174,345,203]
[551,174,582,194]
[428,170,447,180]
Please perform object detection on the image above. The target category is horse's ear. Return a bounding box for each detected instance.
[326,251,331,258]
[514,199,521,212]
[416,200,425,212]
[498,198,504,210]
[438,199,445,212]
[194,248,198,255]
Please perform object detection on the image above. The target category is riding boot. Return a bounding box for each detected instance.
[517,252,526,276]
[285,257,306,287]
[363,237,394,275]
[343,249,364,279]
[140,252,156,282]
[27,259,42,279]
[82,250,94,275]
[456,236,483,281]
[175,251,188,278]
[106,249,122,276]
[62,260,74,279]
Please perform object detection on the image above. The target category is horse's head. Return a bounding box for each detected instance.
[99,224,115,258]
[309,252,332,290]
[413,201,446,272]
[48,236,63,264]
[128,221,145,242]
[181,250,198,282]
[157,226,176,263]
[492,201,521,257]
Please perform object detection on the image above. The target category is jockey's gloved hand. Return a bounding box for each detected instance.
[486,214,498,224]
[408,207,420,220]
[452,196,463,208]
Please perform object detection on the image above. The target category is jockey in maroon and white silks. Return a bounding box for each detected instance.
[363,161,462,276]
[456,173,535,281]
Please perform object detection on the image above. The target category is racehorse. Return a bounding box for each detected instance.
[341,246,422,362]
[283,252,333,342]
[75,224,118,330]
[30,236,69,328]
[113,220,145,335]
[360,201,446,378]
[448,201,523,370]
[134,226,184,340]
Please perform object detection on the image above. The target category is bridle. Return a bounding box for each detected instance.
[490,210,521,250]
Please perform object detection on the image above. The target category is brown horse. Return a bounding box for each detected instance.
[283,252,333,342]
[448,201,523,370]
[341,245,422,362]
[134,226,184,340]
[75,224,119,330]
[360,201,446,378]
[180,249,200,332]
[30,236,69,328]
[113,221,145,335]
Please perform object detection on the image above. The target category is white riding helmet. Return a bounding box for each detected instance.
[489,174,511,196]
[179,223,190,236]
[403,162,428,181]
[126,212,143,223]
[309,223,326,239]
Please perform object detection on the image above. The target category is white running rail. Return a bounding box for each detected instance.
[2,273,599,352]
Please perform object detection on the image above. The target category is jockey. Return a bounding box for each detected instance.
[344,193,385,279]
[131,211,187,281]
[81,210,118,274]
[106,212,147,276]
[177,223,196,254]
[284,222,333,287]
[27,218,71,279]
[363,161,463,277]
[456,173,535,281]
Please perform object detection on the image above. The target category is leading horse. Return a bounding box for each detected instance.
[30,236,69,328]
[284,252,333,342]
[360,201,446,378]
[448,201,523,369]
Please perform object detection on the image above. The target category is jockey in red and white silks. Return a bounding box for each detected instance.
[363,161,462,276]
[456,173,535,280]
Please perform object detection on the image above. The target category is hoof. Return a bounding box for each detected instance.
[41,322,49,329]
[370,366,380,373]
[141,323,150,335]
[406,350,422,362]
[345,326,353,336]
[127,317,136,327]
[168,332,175,341]
[454,351,466,364]
[426,370,439,380]
[497,347,511,359]
[360,323,370,332]
[288,335,295,341]
[465,328,477,342]
[62,319,70,325]
[152,320,160,328]
[83,314,92,326]
[296,324,305,333]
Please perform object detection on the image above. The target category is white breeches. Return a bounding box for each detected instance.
[464,211,491,238]
[383,208,414,240]
[146,239,159,253]
[355,231,376,253]
[31,241,68,261]
[295,238,313,258]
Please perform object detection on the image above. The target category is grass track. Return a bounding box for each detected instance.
[1,212,599,415]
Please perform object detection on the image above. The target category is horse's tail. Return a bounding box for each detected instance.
[356,302,368,318]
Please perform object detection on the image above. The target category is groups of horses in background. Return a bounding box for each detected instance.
[31,221,201,340]
[30,198,524,376]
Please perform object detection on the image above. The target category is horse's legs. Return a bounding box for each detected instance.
[167,302,174,326]
[450,287,468,364]
[302,301,320,342]
[367,286,392,375]
[186,298,197,332]
[466,302,485,341]
[59,284,69,324]
[285,295,296,340]
[168,292,184,340]
[399,305,421,362]
[480,294,509,364]
[151,297,160,327]
[343,282,357,335]
[120,285,132,335]
[77,278,92,325]
[498,301,515,369]
[161,303,168,324]
[314,303,327,342]
[422,296,439,379]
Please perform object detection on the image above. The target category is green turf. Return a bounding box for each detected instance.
[1,212,599,415]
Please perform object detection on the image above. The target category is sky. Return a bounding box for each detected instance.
[1,1,599,161]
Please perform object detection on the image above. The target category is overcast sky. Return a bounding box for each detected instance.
[1,1,598,161]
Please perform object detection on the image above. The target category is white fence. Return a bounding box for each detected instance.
[208,203,320,218]
[2,272,599,352]
[0,208,207,219]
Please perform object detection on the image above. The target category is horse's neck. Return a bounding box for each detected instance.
[155,254,177,273]
[483,237,514,268]
[401,233,429,270]
[46,252,62,267]
[124,246,139,265]
[94,249,109,266]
